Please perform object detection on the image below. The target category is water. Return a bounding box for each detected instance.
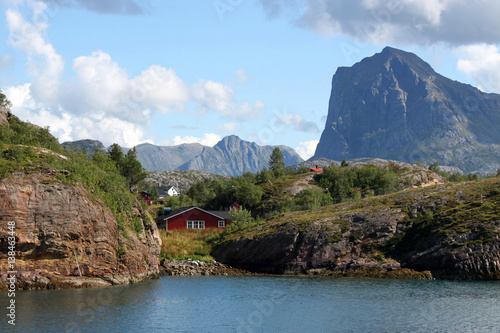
[2,276,500,332]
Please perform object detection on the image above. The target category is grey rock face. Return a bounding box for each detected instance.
[62,139,108,155]
[314,46,500,175]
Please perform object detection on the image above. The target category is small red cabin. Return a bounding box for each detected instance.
[225,202,241,211]
[154,207,232,231]
[139,191,152,205]
[310,165,324,172]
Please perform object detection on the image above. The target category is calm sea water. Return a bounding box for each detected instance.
[2,276,500,333]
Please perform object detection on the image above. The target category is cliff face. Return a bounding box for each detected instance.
[0,171,161,290]
[314,46,500,175]
[214,178,500,280]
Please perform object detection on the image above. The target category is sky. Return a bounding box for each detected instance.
[1,0,500,160]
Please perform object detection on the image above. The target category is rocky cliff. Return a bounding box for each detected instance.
[214,177,500,280]
[0,170,161,290]
[314,46,500,175]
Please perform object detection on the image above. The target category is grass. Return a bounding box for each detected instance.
[159,229,223,262]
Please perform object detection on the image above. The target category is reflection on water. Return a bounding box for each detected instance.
[2,276,500,332]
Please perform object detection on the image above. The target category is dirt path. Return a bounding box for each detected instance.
[288,173,320,195]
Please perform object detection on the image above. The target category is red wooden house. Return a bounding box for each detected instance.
[154,207,232,231]
[139,191,152,205]
[225,202,241,211]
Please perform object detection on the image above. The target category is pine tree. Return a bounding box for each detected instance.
[108,143,124,167]
[121,147,147,192]
[268,147,285,178]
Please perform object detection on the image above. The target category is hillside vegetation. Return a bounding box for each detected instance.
[0,110,150,232]
[213,175,500,279]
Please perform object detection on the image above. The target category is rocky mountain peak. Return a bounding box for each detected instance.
[314,46,500,175]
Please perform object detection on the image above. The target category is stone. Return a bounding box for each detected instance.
[0,172,161,290]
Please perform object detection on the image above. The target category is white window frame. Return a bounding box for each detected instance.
[218,220,225,228]
[187,220,205,229]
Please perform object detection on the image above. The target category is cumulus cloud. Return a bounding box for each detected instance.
[162,133,222,147]
[295,140,319,160]
[4,1,264,147]
[455,44,500,93]
[217,122,240,133]
[275,113,319,133]
[259,0,500,46]
[6,2,64,103]
[40,0,149,15]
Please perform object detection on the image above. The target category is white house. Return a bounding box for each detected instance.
[158,185,180,197]
[166,185,180,197]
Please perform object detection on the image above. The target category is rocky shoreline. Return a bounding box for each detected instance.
[159,259,253,276]
[159,259,432,280]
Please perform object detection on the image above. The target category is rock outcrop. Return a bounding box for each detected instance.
[214,178,500,280]
[0,105,8,125]
[159,259,251,276]
[314,46,500,175]
[0,171,161,290]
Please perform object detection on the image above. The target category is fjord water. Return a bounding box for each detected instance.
[3,276,500,333]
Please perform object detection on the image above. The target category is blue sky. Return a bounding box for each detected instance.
[1,0,500,159]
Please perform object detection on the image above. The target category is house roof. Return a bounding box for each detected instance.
[166,185,179,192]
[155,206,230,222]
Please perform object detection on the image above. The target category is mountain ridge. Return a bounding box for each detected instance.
[314,46,500,175]
[63,135,303,177]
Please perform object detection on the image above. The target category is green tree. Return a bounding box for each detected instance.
[428,161,440,173]
[268,147,285,178]
[108,143,124,166]
[187,179,216,204]
[340,160,349,167]
[0,89,12,110]
[235,181,263,209]
[121,147,147,192]
[228,208,254,226]
[256,167,273,184]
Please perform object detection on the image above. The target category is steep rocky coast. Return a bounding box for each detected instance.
[214,178,500,280]
[0,171,161,290]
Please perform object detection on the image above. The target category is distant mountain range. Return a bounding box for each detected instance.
[314,46,500,175]
[63,135,303,177]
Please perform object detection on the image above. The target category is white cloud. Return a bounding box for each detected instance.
[40,0,150,15]
[192,79,234,113]
[162,133,222,147]
[6,3,64,103]
[235,69,248,82]
[260,0,500,46]
[217,122,240,133]
[4,1,264,148]
[275,113,319,132]
[295,140,319,160]
[455,44,500,93]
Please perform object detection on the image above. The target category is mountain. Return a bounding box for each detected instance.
[133,142,205,171]
[62,135,304,177]
[175,135,303,177]
[313,46,500,175]
[62,139,107,155]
